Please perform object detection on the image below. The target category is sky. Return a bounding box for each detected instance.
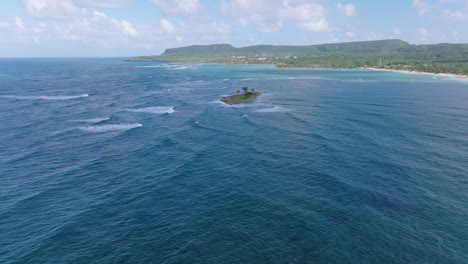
[0,0,467,57]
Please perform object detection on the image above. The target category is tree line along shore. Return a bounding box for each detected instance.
[126,39,468,77]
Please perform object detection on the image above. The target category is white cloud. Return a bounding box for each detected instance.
[336,2,356,17]
[210,21,231,35]
[121,20,137,36]
[413,0,468,23]
[393,28,401,35]
[74,0,130,8]
[90,11,137,37]
[22,0,85,20]
[367,32,379,41]
[175,19,231,43]
[160,18,175,33]
[10,0,237,54]
[151,0,200,14]
[0,21,9,29]
[17,0,138,49]
[439,0,468,4]
[300,19,329,32]
[328,33,339,42]
[444,9,468,20]
[418,27,429,42]
[418,28,428,36]
[15,17,25,32]
[345,31,355,37]
[412,0,437,16]
[22,0,130,16]
[221,0,330,32]
[31,22,47,33]
[130,17,232,52]
[281,2,329,31]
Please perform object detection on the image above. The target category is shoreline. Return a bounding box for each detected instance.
[221,92,261,105]
[130,59,468,80]
[128,59,468,81]
[363,67,468,80]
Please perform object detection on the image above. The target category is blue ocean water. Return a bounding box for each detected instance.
[1,58,468,263]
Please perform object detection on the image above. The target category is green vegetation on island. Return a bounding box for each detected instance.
[221,86,260,105]
[126,39,468,76]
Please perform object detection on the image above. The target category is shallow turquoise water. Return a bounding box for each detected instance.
[1,59,467,263]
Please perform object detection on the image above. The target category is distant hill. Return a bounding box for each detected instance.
[127,39,468,76]
[158,39,410,57]
[162,44,237,56]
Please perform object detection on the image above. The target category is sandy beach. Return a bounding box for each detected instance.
[364,67,468,80]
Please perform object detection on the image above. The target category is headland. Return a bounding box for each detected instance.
[126,39,468,77]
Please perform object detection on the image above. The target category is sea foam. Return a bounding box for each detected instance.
[0,94,89,100]
[126,106,175,114]
[72,117,110,123]
[135,65,163,68]
[173,66,188,70]
[79,123,142,133]
[256,106,291,113]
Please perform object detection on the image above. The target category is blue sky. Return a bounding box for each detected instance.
[0,0,467,57]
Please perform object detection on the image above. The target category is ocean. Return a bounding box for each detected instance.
[1,58,467,263]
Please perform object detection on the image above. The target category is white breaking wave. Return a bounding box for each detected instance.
[79,123,142,133]
[136,64,195,70]
[126,106,175,114]
[0,94,89,100]
[212,100,260,108]
[72,117,110,123]
[256,106,291,113]
[135,65,163,68]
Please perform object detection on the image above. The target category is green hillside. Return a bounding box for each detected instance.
[156,39,410,57]
[127,39,468,76]
[163,44,237,56]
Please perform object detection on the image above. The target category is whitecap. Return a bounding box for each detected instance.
[71,117,110,123]
[256,106,291,113]
[0,94,89,100]
[210,100,232,107]
[79,123,142,133]
[212,100,263,108]
[126,106,175,114]
[135,65,162,68]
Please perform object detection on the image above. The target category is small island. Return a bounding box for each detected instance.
[221,86,261,105]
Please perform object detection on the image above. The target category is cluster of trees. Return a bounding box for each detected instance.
[237,86,255,94]
[127,39,468,76]
[277,54,468,75]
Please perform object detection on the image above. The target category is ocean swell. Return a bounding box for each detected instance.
[79,123,142,133]
[0,94,89,100]
[256,106,291,113]
[71,117,110,123]
[126,106,175,114]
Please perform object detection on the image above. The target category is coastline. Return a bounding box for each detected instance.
[221,92,261,105]
[363,67,468,80]
[127,58,468,81]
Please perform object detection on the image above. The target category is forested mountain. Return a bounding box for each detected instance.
[127,39,468,75]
